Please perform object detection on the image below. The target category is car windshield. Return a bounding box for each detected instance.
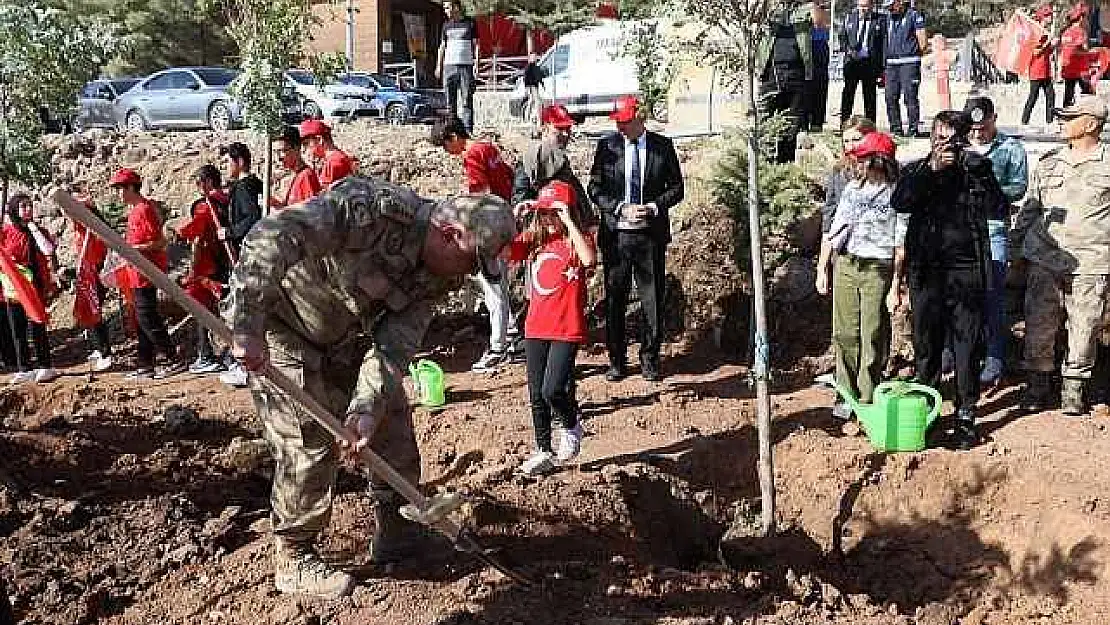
[287,70,316,85]
[194,68,239,86]
[370,73,398,89]
[111,79,139,94]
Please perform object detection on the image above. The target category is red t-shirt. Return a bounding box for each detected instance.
[285,166,322,207]
[1028,38,1054,81]
[319,149,355,187]
[125,198,167,288]
[463,141,513,201]
[1060,25,1090,79]
[507,234,587,343]
[178,191,230,280]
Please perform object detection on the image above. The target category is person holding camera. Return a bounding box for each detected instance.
[505,181,597,476]
[891,110,1005,450]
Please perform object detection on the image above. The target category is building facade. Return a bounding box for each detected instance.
[310,0,445,83]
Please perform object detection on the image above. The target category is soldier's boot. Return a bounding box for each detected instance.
[1021,371,1054,413]
[273,538,355,598]
[369,489,433,565]
[1061,377,1088,417]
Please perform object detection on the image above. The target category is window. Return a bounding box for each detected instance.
[81,83,100,99]
[545,44,570,76]
[96,85,115,100]
[194,68,238,87]
[340,74,372,89]
[172,72,201,90]
[111,79,139,95]
[287,70,315,85]
[144,72,179,90]
[370,73,398,89]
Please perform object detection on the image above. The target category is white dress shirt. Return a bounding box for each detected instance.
[617,132,657,230]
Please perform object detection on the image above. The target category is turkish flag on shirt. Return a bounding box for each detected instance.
[0,251,47,324]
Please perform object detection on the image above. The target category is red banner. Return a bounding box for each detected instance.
[995,12,1047,77]
[0,252,47,324]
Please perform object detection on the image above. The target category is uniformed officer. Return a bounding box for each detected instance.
[882,0,928,137]
[223,176,516,598]
[1014,95,1110,415]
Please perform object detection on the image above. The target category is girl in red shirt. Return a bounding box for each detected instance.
[504,181,597,476]
[1,194,57,383]
[1022,5,1057,125]
[71,183,114,372]
[1060,6,1095,107]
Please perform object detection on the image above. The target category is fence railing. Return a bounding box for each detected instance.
[383,60,419,89]
[476,55,528,91]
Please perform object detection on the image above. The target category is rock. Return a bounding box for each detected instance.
[163,405,201,434]
[223,437,270,472]
[163,542,199,566]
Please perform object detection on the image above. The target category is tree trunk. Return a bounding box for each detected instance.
[262,135,273,217]
[745,37,776,538]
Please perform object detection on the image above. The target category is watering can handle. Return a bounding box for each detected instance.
[913,383,943,426]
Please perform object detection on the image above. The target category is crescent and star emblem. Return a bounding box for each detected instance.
[530,252,579,296]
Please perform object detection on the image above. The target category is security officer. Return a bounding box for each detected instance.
[882,0,928,137]
[224,177,516,598]
[1014,95,1110,415]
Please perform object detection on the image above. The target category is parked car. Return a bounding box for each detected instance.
[72,78,141,132]
[338,72,447,124]
[285,69,377,121]
[114,67,244,132]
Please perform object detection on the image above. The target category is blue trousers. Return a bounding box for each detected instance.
[884,62,921,135]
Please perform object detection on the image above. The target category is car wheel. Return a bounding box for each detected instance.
[208,101,232,132]
[125,110,147,133]
[71,116,84,134]
[385,103,409,125]
[303,100,323,119]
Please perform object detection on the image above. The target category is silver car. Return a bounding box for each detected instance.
[72,78,140,132]
[113,67,243,132]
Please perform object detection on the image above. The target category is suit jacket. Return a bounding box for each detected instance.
[588,130,684,248]
[839,9,886,73]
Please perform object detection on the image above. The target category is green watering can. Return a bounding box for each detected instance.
[410,359,446,408]
[833,380,942,452]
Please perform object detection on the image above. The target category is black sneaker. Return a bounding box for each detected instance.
[951,419,979,451]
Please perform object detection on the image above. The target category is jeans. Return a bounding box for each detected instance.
[474,260,517,353]
[444,64,475,131]
[525,339,579,453]
[133,286,175,367]
[604,231,666,370]
[832,255,893,404]
[985,220,1009,361]
[1022,79,1055,124]
[909,265,986,414]
[884,61,921,135]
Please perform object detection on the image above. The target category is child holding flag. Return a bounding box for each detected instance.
[1,194,57,383]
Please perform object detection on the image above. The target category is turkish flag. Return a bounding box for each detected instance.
[0,251,47,324]
[995,12,1046,77]
[73,259,101,328]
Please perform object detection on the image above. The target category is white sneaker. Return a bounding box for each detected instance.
[471,349,506,373]
[220,363,249,388]
[519,451,556,476]
[980,356,1003,385]
[125,367,154,381]
[831,401,852,420]
[9,371,35,385]
[553,422,584,462]
[189,357,225,374]
[33,368,60,383]
[92,354,114,372]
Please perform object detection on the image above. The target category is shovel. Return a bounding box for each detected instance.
[49,188,534,587]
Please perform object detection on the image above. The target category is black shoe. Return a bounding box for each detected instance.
[951,419,979,451]
[605,365,626,382]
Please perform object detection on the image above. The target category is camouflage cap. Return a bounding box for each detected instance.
[435,194,517,277]
[1055,95,1109,121]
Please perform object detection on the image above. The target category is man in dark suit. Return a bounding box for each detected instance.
[588,96,684,382]
[839,0,885,125]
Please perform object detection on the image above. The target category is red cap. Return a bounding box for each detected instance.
[298,119,331,138]
[109,168,141,187]
[535,180,576,210]
[1034,4,1053,19]
[609,95,641,123]
[541,104,576,129]
[1068,2,1089,20]
[847,132,897,159]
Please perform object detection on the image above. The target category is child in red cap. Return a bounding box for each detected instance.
[504,180,597,476]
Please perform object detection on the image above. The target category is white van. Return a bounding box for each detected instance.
[509,21,644,120]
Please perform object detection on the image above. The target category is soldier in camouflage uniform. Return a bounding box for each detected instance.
[223,176,515,598]
[1014,95,1110,416]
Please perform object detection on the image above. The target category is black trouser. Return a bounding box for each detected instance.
[604,230,666,371]
[133,286,174,367]
[0,302,50,370]
[759,82,806,163]
[884,61,921,135]
[90,283,112,356]
[525,339,580,453]
[1022,79,1056,124]
[909,265,986,416]
[840,58,879,124]
[803,74,829,131]
[1063,78,1093,108]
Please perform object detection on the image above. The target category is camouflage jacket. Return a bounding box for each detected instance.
[223,176,459,416]
[1014,145,1110,275]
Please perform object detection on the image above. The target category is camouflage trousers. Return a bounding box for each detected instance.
[251,336,421,544]
[1023,264,1109,379]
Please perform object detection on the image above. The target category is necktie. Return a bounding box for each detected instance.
[630,140,642,205]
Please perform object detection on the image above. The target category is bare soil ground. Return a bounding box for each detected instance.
[1,341,1107,625]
